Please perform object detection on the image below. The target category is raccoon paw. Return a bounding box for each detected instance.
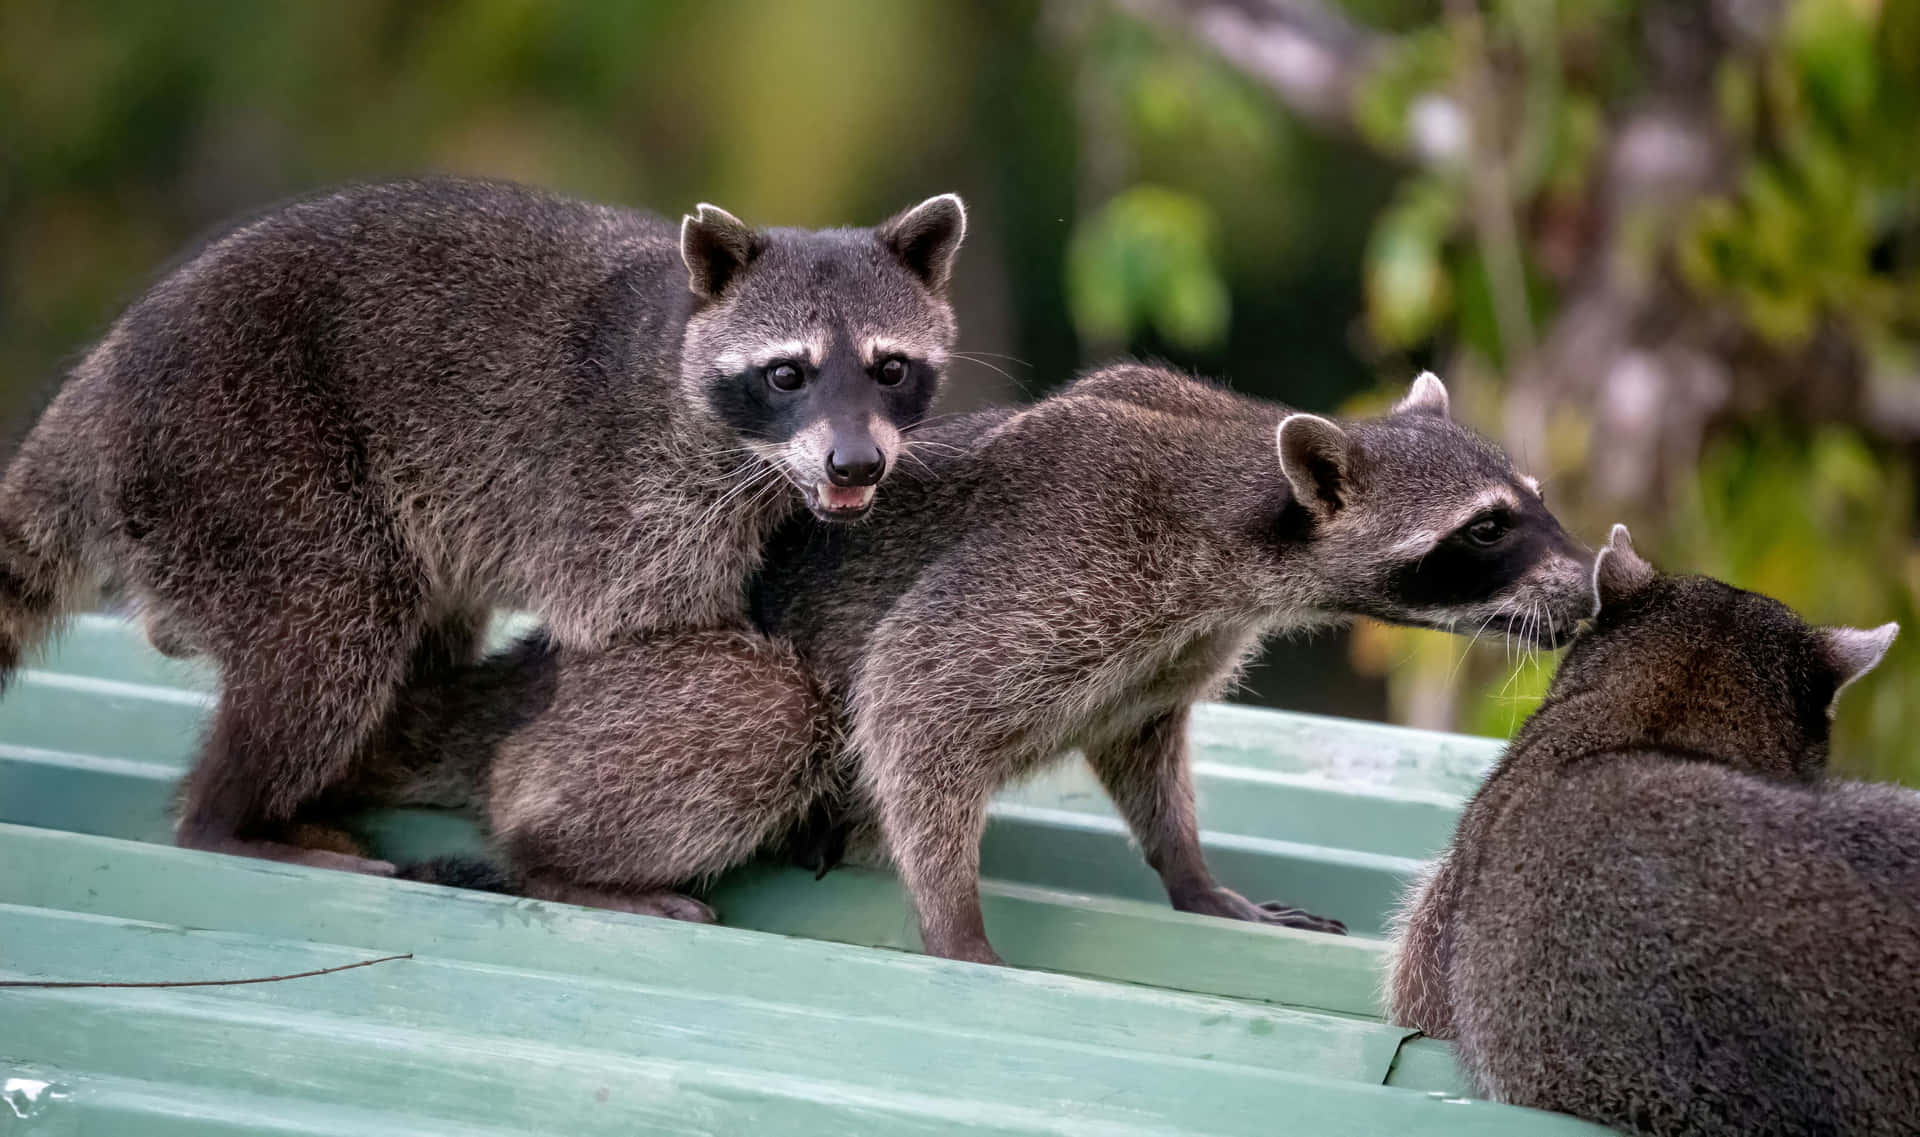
[1255,900,1347,936]
[521,875,719,925]
[622,891,718,925]
[1174,884,1347,935]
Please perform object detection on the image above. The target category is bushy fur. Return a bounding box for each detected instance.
[0,176,963,866]
[1390,526,1910,1136]
[351,364,1592,962]
[364,629,831,921]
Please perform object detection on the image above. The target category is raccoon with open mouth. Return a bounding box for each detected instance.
[340,364,1593,964]
[0,176,965,871]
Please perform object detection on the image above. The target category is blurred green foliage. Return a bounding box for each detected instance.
[1069,185,1229,349]
[1352,0,1919,775]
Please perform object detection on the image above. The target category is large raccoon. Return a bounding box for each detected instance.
[0,176,965,870]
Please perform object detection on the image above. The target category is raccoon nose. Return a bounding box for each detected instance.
[826,445,886,487]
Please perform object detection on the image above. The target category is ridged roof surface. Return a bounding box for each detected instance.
[0,615,1612,1134]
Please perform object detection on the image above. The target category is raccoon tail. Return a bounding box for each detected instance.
[0,374,114,687]
[395,856,520,894]
[0,481,95,688]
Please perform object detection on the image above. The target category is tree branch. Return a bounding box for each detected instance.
[1118,0,1467,164]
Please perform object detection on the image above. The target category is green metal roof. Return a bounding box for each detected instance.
[0,616,1612,1135]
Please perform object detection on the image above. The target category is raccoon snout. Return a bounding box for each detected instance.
[826,445,886,488]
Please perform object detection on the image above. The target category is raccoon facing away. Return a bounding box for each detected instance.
[352,364,1595,960]
[0,176,965,871]
[1390,526,1910,1137]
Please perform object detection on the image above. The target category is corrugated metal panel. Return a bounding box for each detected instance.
[0,616,1612,1135]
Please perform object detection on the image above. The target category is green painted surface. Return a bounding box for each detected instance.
[0,616,1614,1135]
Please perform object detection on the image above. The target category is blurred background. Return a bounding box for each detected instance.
[2,0,1915,777]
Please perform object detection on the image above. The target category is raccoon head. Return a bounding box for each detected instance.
[1278,373,1592,647]
[677,195,966,521]
[1551,524,1898,780]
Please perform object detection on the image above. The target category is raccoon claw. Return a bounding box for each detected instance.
[786,800,852,879]
[1255,900,1347,935]
[1174,884,1346,935]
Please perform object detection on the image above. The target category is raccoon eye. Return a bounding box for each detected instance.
[1465,513,1513,547]
[765,362,805,392]
[876,357,909,387]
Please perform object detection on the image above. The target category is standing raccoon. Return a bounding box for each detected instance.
[1390,526,1909,1136]
[0,176,966,870]
[354,365,1595,959]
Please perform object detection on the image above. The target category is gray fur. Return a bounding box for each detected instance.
[356,628,831,920]
[0,175,963,864]
[1390,525,1914,1136]
[348,364,1592,962]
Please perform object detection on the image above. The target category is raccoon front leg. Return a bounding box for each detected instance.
[1386,856,1461,1038]
[1085,708,1346,935]
[868,767,1000,964]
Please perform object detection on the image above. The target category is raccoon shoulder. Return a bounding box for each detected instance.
[177,176,671,289]
[1056,362,1263,420]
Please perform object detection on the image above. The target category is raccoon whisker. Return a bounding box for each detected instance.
[1524,601,1542,670]
[696,464,784,531]
[692,457,770,489]
[901,438,969,456]
[950,350,1032,368]
[896,448,940,479]
[949,354,1032,394]
[901,412,980,435]
[748,470,790,512]
[1447,609,1505,687]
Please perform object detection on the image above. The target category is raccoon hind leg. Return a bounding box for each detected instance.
[173,538,429,876]
[488,629,832,920]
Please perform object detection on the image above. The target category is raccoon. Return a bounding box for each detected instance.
[349,365,1594,960]
[0,176,966,871]
[1390,525,1908,1136]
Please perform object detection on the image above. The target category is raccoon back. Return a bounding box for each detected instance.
[1451,756,1920,1136]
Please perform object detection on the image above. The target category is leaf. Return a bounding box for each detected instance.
[1066,186,1231,350]
[1364,177,1460,348]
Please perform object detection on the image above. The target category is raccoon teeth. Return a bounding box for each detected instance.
[818,484,876,512]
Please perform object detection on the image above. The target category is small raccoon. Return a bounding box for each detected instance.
[0,176,965,870]
[349,365,1594,961]
[1390,526,1909,1137]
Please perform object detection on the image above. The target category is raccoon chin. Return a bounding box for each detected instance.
[1386,608,1579,650]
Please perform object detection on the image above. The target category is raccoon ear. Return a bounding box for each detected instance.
[1820,623,1898,698]
[878,194,967,291]
[1590,523,1656,616]
[681,203,760,300]
[1393,371,1451,418]
[1276,414,1351,516]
